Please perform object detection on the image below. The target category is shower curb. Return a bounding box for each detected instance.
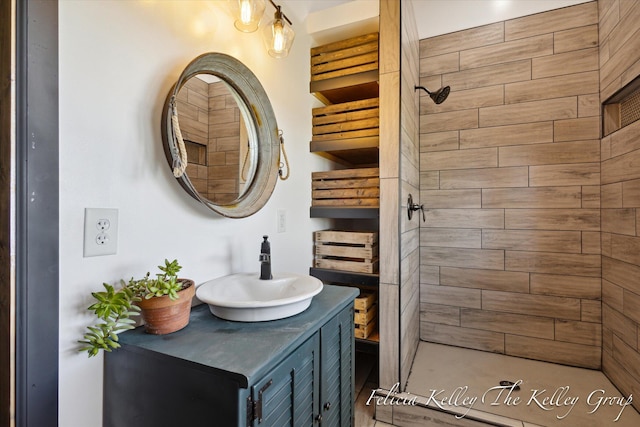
[372,388,544,427]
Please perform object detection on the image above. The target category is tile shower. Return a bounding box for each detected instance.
[411,0,640,421]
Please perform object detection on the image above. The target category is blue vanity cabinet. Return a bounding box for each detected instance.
[103,284,357,427]
[318,304,355,426]
[249,333,320,426]
[253,301,354,426]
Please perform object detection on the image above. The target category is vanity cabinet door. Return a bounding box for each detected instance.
[319,304,355,427]
[251,333,320,427]
[251,303,355,427]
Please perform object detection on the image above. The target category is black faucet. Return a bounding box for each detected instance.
[259,235,272,280]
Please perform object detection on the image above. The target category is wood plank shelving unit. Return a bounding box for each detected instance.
[309,32,381,353]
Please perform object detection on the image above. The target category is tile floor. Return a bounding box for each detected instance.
[354,351,393,426]
[403,342,640,427]
[355,343,640,426]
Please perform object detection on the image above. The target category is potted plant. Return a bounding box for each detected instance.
[79,259,195,357]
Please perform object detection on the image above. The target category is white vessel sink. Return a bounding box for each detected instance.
[196,272,323,322]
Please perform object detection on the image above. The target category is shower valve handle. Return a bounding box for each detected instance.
[407,194,426,222]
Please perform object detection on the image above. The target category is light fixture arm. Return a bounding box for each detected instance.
[268,0,292,26]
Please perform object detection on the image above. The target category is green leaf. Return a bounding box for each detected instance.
[79,258,187,357]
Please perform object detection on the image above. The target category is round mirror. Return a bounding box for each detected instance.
[161,53,280,218]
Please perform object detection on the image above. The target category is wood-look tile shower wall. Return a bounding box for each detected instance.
[418,2,601,369]
[208,81,242,204]
[378,0,422,390]
[179,78,242,204]
[599,0,640,409]
[399,0,421,388]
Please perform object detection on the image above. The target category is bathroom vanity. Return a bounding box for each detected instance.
[103,284,358,427]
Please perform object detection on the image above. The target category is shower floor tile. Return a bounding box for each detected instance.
[404,342,640,427]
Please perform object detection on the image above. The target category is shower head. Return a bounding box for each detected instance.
[415,85,450,104]
[431,86,450,104]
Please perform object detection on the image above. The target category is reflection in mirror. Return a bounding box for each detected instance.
[176,74,256,205]
[161,52,280,218]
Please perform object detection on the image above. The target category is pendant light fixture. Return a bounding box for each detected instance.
[229,0,266,33]
[262,0,294,58]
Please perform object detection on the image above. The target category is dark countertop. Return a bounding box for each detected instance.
[117,284,358,388]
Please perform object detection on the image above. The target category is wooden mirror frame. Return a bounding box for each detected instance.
[161,52,280,218]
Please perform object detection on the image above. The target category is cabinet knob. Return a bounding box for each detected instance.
[315,414,323,423]
[324,401,331,411]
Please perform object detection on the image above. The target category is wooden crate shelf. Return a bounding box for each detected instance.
[312,167,379,207]
[313,98,379,141]
[355,320,377,340]
[354,291,378,340]
[308,32,381,355]
[311,32,379,83]
[310,32,379,105]
[354,304,377,325]
[354,291,376,311]
[314,230,379,274]
[310,99,379,166]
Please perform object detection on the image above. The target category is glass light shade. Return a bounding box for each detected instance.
[229,0,265,33]
[262,15,295,58]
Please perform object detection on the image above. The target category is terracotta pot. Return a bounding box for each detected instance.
[137,279,195,335]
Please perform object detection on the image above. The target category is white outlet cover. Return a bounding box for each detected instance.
[83,208,118,257]
[277,209,286,233]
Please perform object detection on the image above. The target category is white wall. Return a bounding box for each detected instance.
[413,0,593,39]
[58,1,330,425]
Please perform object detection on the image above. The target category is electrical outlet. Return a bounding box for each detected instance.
[96,218,111,231]
[96,233,109,245]
[277,209,286,233]
[84,208,118,257]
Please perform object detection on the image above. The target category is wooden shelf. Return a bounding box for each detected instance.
[309,267,379,288]
[310,136,379,167]
[356,332,379,354]
[310,136,379,152]
[310,206,379,219]
[310,70,379,105]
